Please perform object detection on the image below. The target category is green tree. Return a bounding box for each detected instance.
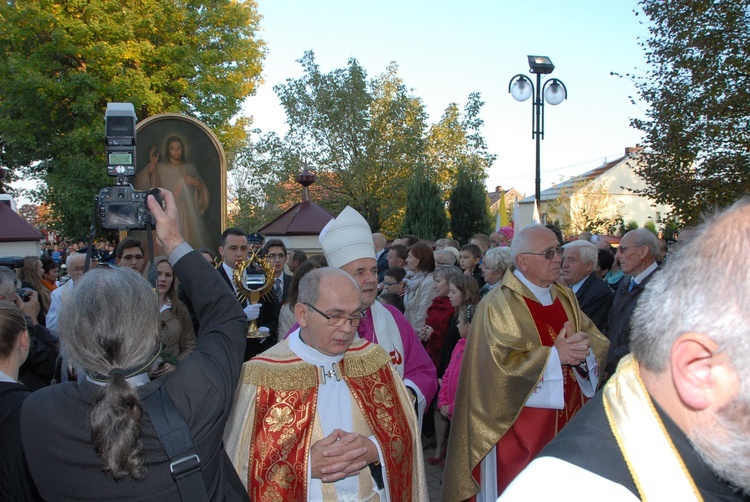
[448,167,493,245]
[624,220,639,233]
[401,175,449,240]
[425,93,496,194]
[628,0,750,225]
[0,0,265,239]
[643,220,658,235]
[271,52,427,233]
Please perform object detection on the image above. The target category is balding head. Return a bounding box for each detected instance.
[295,268,362,356]
[615,228,659,276]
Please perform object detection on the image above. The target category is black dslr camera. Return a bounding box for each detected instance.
[97,103,161,230]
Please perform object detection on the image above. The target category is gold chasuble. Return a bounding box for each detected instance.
[224,337,427,501]
[441,268,610,501]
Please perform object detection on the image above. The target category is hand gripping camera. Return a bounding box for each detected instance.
[97,103,161,230]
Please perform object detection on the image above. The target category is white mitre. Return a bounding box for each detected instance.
[319,206,376,269]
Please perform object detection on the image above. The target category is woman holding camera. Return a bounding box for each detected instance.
[18,256,51,325]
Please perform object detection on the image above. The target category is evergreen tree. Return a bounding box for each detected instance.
[448,167,492,245]
[401,175,448,240]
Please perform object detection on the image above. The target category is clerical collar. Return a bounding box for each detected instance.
[513,269,554,306]
[289,329,345,384]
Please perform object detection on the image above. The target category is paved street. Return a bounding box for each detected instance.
[423,445,444,501]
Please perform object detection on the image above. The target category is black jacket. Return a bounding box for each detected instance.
[574,272,614,333]
[605,267,659,374]
[21,250,248,501]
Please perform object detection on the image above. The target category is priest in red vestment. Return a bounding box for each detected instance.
[225,267,427,501]
[441,224,610,501]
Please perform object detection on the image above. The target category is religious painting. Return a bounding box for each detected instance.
[131,114,226,253]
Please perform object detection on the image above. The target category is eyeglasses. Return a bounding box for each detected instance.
[520,246,563,260]
[305,303,362,327]
[266,253,286,260]
[122,254,144,261]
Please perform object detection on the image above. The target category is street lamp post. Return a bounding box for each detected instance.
[508,55,568,215]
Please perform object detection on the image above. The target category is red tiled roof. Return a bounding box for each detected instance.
[259,200,334,236]
[0,203,44,242]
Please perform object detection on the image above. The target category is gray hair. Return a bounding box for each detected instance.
[0,267,19,298]
[563,240,598,268]
[66,252,85,267]
[298,267,359,308]
[58,265,160,480]
[631,198,750,375]
[510,224,546,265]
[434,249,457,266]
[483,247,512,273]
[622,228,659,258]
[60,266,159,373]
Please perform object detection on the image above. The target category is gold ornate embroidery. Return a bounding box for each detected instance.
[390,437,405,462]
[268,463,295,489]
[373,384,394,408]
[342,342,392,377]
[265,405,293,432]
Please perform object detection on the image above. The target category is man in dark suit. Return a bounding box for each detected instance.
[605,228,660,375]
[561,240,613,332]
[217,227,279,360]
[261,239,292,312]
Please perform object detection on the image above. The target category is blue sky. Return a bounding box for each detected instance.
[243,0,651,197]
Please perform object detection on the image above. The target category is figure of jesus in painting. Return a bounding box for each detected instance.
[136,135,211,249]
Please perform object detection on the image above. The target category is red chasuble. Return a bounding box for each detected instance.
[247,342,415,501]
[472,297,588,496]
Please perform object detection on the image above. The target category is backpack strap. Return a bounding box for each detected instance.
[143,386,208,502]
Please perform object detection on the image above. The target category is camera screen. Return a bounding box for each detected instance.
[108,152,133,165]
[106,203,138,227]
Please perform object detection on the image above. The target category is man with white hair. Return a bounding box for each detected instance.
[46,252,87,336]
[321,207,436,422]
[443,224,609,501]
[606,228,660,375]
[561,240,613,331]
[501,198,750,501]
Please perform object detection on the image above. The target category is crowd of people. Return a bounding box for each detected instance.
[1,190,749,501]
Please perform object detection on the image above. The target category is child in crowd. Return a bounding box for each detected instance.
[428,273,480,467]
[377,292,405,313]
[381,266,406,297]
[419,266,463,371]
[422,265,463,466]
[459,243,485,289]
[438,304,474,421]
